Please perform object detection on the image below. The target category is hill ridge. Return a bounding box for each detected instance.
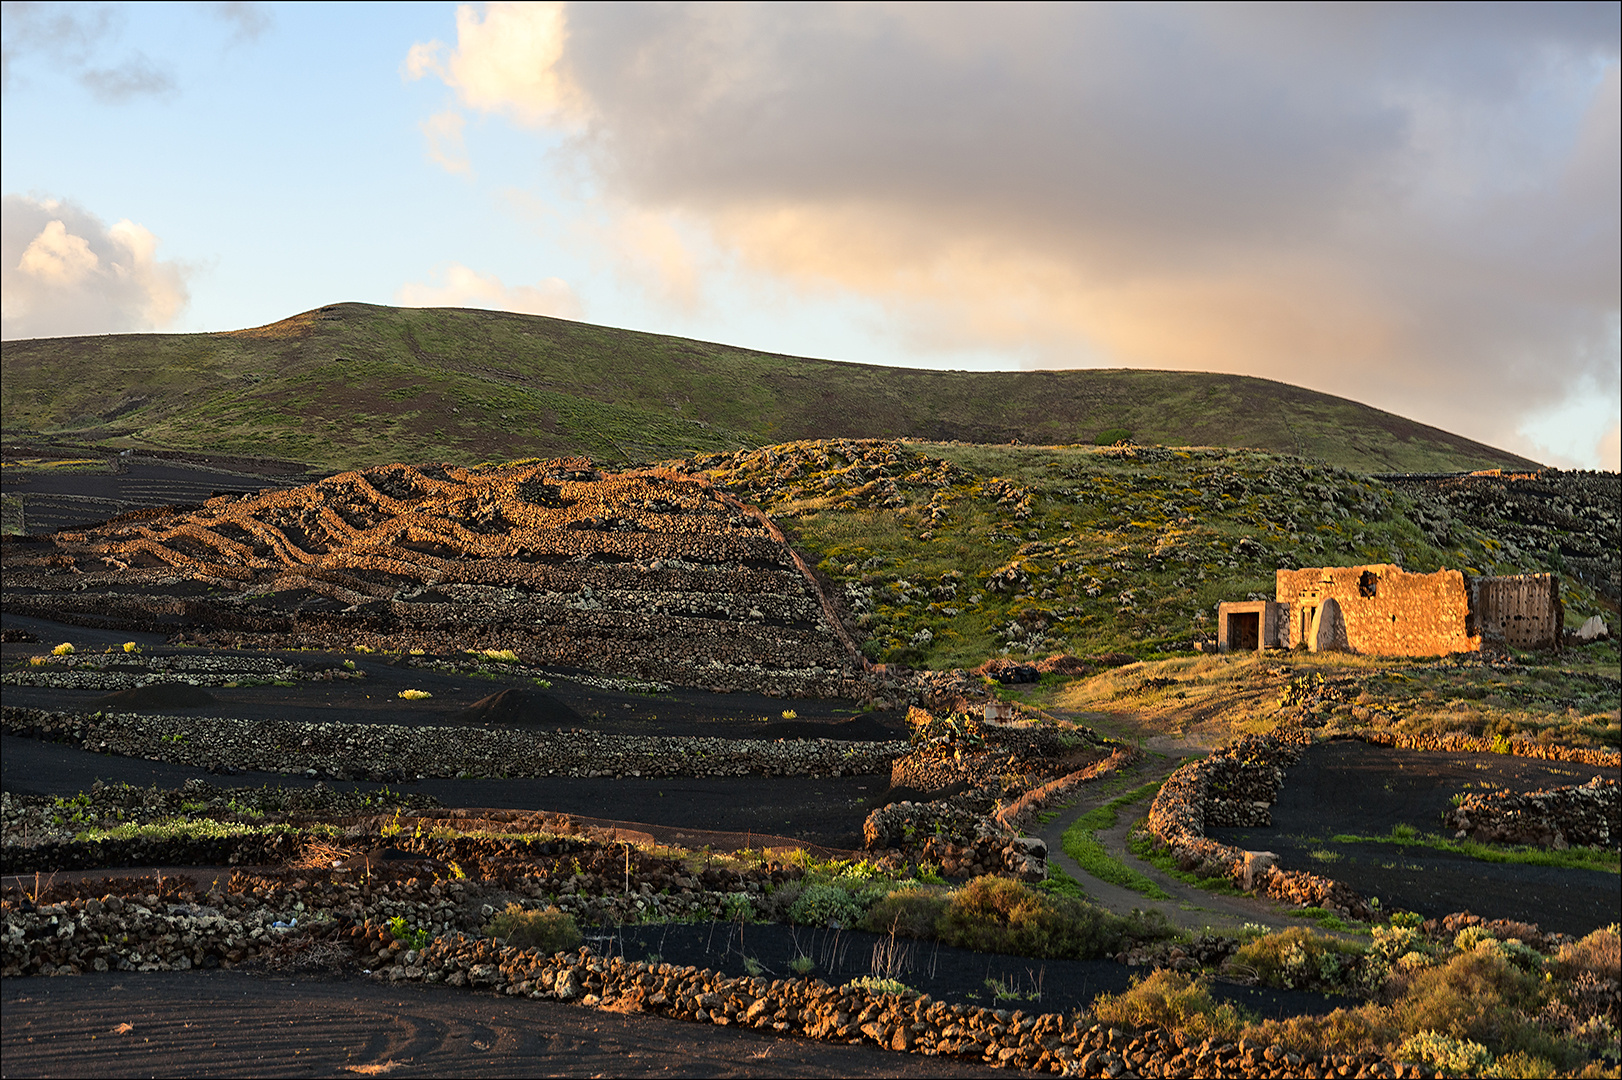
[2,301,1540,474]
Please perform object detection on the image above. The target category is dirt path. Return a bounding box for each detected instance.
[1030,725,1334,937]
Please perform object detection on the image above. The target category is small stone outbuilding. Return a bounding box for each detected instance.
[1217,565,1562,656]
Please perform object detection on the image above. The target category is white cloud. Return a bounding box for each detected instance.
[1,194,189,339]
[404,2,581,127]
[396,262,582,320]
[410,4,1621,467]
[420,109,472,175]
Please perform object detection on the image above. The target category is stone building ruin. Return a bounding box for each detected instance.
[1217,565,1562,657]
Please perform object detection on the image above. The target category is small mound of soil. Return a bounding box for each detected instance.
[92,683,219,709]
[452,687,582,728]
[754,715,906,742]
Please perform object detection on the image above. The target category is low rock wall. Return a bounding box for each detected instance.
[0,890,1441,1077]
[1,706,903,782]
[2,829,307,874]
[1356,729,1620,768]
[1146,730,1375,920]
[1443,777,1618,849]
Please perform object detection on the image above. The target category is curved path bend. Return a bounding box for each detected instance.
[1031,747,1330,937]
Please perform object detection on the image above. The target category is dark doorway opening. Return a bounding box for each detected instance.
[1229,611,1261,651]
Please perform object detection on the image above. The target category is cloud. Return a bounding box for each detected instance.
[1599,423,1622,473]
[419,109,472,175]
[396,262,582,320]
[404,1,581,127]
[2,194,190,339]
[412,3,1622,467]
[2,2,177,100]
[210,2,271,44]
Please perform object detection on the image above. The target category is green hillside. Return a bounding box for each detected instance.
[691,439,1610,670]
[1,301,1539,474]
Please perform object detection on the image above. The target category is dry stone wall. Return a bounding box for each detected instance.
[1147,730,1376,920]
[1443,777,1618,849]
[1,706,903,783]
[0,459,861,697]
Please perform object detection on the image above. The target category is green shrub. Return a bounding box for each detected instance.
[387,915,431,951]
[1091,969,1246,1041]
[1388,949,1562,1065]
[1396,1031,1493,1075]
[788,883,865,927]
[936,875,1171,959]
[1231,926,1365,992]
[862,887,948,937]
[483,904,581,953]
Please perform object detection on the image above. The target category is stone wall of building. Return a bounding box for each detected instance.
[1274,564,1478,656]
[1473,573,1562,650]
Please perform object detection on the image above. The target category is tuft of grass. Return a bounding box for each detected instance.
[397,689,433,700]
[1328,827,1620,874]
[1092,968,1249,1041]
[936,875,1174,959]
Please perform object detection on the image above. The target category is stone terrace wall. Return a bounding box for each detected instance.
[1443,777,1618,849]
[1354,729,1620,768]
[1146,730,1375,919]
[1,707,903,783]
[1,460,862,697]
[1275,565,1478,656]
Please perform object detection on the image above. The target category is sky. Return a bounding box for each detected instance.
[2,2,1617,470]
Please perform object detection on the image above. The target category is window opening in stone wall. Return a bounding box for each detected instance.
[1359,570,1378,597]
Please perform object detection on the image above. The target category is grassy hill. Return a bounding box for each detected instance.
[2,302,1539,474]
[688,439,1613,671]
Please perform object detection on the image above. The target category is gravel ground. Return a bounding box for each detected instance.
[1209,739,1620,936]
[0,969,1007,1079]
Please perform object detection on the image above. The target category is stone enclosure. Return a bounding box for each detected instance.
[1217,564,1563,657]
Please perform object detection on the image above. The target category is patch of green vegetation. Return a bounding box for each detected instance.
[1329,825,1620,874]
[73,818,300,843]
[1129,827,1246,896]
[695,438,1581,667]
[1060,781,1172,899]
[1,302,1536,474]
[1294,907,1364,933]
[483,903,581,953]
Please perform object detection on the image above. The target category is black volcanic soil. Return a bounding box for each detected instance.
[2,611,906,849]
[2,455,309,535]
[0,970,1008,1080]
[1209,739,1620,937]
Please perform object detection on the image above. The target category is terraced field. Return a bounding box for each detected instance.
[1,459,859,696]
[2,450,311,535]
